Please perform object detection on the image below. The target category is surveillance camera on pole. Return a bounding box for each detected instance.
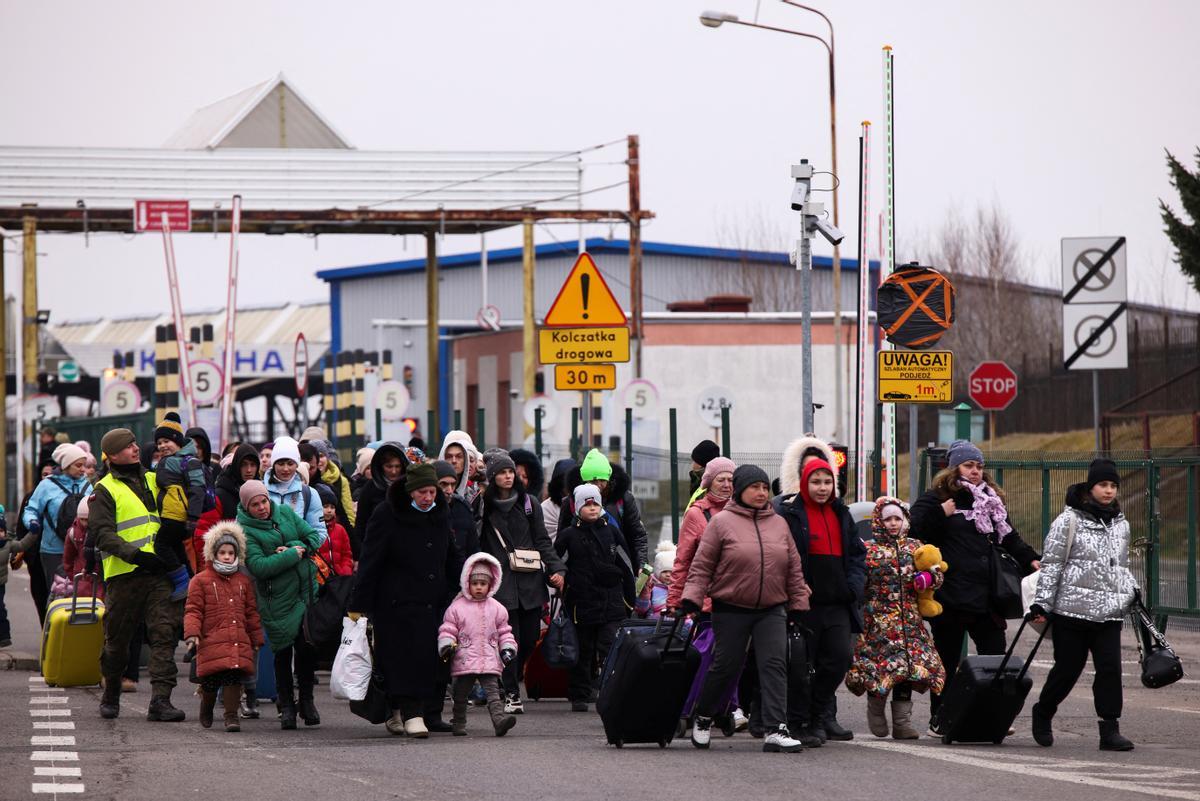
[791,158,843,433]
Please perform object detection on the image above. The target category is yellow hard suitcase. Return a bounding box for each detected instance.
[40,575,105,687]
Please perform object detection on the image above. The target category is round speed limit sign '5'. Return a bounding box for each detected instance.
[622,379,660,420]
[375,380,411,422]
[697,386,735,428]
[101,381,142,416]
[189,360,224,406]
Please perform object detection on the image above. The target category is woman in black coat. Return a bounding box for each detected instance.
[908,440,1040,734]
[349,464,461,738]
[351,442,407,560]
[476,453,566,713]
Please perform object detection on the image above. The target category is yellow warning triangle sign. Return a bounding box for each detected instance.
[543,252,627,327]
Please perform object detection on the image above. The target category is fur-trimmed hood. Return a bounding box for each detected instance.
[509,448,545,498]
[202,520,247,563]
[458,551,503,598]
[870,495,910,543]
[780,436,838,497]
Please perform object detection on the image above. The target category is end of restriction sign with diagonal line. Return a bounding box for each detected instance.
[1063,302,1128,370]
[1062,236,1127,304]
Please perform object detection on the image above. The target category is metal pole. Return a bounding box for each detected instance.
[21,217,36,499]
[908,405,918,501]
[583,391,593,450]
[881,45,897,498]
[1093,369,1100,452]
[522,219,537,433]
[480,231,488,308]
[426,409,437,446]
[628,135,643,377]
[534,406,544,464]
[669,407,680,544]
[160,213,196,426]
[375,408,383,442]
[827,41,842,442]
[721,405,731,457]
[855,124,872,503]
[476,407,486,451]
[220,195,241,450]
[453,409,462,433]
[624,406,633,478]
[426,231,440,436]
[798,235,815,434]
[570,407,580,462]
[954,402,972,440]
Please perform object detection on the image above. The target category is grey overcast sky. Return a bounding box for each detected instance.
[3,0,1199,321]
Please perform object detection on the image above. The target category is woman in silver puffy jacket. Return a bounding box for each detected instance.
[1027,458,1137,752]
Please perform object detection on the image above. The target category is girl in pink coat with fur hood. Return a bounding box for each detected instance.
[437,552,518,737]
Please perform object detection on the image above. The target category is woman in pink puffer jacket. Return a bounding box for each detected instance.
[437,552,519,737]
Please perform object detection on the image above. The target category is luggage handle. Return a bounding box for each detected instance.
[68,571,101,624]
[656,614,695,655]
[994,617,1049,683]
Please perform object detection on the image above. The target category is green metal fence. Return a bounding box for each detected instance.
[919,449,1200,621]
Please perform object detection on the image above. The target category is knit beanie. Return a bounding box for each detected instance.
[469,563,494,585]
[270,436,302,469]
[573,484,603,510]
[653,542,676,577]
[879,502,905,521]
[355,447,375,477]
[579,448,613,482]
[947,439,985,469]
[239,480,269,508]
[433,460,457,481]
[77,495,90,519]
[74,440,92,454]
[406,463,438,492]
[215,532,240,556]
[486,453,517,483]
[482,448,509,469]
[701,457,736,489]
[732,464,771,501]
[154,411,187,446]
[101,428,136,457]
[690,439,721,467]
[1087,458,1120,489]
[315,483,337,506]
[55,444,88,471]
[300,426,328,443]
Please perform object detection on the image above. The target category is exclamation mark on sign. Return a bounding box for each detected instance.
[580,273,591,320]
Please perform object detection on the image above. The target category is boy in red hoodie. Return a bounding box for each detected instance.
[316,484,354,576]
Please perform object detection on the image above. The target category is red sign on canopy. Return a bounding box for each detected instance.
[134,200,191,232]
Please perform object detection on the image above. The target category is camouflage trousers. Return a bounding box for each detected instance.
[101,570,183,698]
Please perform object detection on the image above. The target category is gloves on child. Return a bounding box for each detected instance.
[439,643,457,661]
[500,648,516,665]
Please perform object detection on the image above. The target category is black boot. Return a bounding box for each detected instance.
[793,723,824,748]
[1031,703,1053,747]
[298,680,320,726]
[1099,719,1134,751]
[99,678,121,719]
[820,715,853,741]
[146,696,186,722]
[279,698,298,730]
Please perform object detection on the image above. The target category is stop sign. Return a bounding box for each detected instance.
[969,361,1018,411]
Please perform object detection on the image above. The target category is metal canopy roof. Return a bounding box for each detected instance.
[0,146,645,235]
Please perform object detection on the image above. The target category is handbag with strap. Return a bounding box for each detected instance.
[542,596,579,670]
[1130,595,1184,689]
[492,517,543,573]
[989,541,1025,619]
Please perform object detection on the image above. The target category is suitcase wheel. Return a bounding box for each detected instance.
[992,737,1004,745]
[658,739,668,749]
[941,735,952,745]
[613,740,623,749]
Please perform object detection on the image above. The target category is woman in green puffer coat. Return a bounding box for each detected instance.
[236,480,322,731]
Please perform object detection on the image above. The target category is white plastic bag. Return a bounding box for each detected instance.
[1021,572,1050,639]
[330,616,373,701]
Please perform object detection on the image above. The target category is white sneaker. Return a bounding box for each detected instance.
[504,695,524,715]
[732,707,749,732]
[691,716,713,749]
[403,717,429,738]
[763,725,804,753]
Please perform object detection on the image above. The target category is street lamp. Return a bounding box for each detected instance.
[699,3,843,439]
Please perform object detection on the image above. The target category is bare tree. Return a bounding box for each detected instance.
[911,204,1059,378]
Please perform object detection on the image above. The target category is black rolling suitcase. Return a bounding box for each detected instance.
[597,617,699,748]
[935,619,1048,745]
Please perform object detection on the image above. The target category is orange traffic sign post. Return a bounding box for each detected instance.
[543,252,627,327]
[554,364,616,391]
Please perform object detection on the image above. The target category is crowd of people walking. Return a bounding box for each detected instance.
[0,419,1143,753]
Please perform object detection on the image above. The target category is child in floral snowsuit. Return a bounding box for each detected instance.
[844,497,945,740]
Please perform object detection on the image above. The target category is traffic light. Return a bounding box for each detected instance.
[402,417,418,434]
[830,442,849,498]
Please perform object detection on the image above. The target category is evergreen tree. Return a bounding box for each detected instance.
[1160,148,1200,294]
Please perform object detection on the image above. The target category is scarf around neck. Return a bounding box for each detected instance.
[213,559,238,575]
[956,480,1013,541]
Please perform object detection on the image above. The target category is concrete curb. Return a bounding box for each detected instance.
[0,650,40,671]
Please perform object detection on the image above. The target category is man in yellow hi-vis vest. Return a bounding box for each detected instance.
[89,428,186,722]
